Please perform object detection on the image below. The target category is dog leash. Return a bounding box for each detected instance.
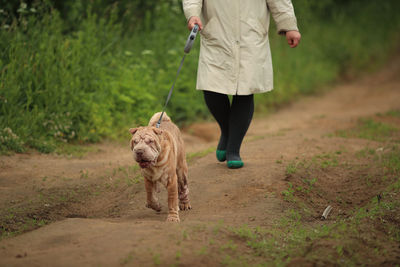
[156,24,199,128]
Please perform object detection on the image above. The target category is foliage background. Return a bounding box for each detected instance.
[1,0,400,153]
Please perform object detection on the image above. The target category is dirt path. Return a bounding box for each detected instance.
[0,58,400,266]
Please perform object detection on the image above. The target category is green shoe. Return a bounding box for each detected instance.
[216,150,226,162]
[227,160,244,169]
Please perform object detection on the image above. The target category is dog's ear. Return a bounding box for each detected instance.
[129,128,138,135]
[152,128,163,135]
[130,138,134,150]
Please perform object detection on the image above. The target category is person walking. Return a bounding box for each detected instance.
[182,0,301,169]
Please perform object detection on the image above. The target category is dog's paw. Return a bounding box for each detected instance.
[179,202,192,211]
[166,215,180,223]
[146,202,161,212]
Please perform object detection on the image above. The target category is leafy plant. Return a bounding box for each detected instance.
[1,0,400,153]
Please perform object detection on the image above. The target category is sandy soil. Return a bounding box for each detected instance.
[0,58,399,266]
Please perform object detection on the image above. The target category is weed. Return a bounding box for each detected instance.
[336,118,398,142]
[286,161,299,175]
[232,224,257,240]
[381,145,400,174]
[182,230,188,240]
[279,209,302,228]
[356,147,376,158]
[302,177,317,190]
[265,191,276,198]
[246,135,265,142]
[186,146,215,163]
[125,174,142,186]
[120,252,134,265]
[152,253,161,266]
[55,144,102,158]
[221,240,238,251]
[196,246,208,256]
[107,165,142,187]
[312,153,339,169]
[213,220,224,235]
[281,182,295,202]
[175,250,181,261]
[221,255,247,267]
[0,127,25,154]
[79,169,89,179]
[380,109,400,118]
[365,174,373,187]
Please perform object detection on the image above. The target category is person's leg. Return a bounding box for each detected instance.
[226,94,254,168]
[203,90,230,161]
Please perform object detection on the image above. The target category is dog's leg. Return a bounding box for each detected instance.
[144,178,161,212]
[166,174,180,222]
[177,162,191,211]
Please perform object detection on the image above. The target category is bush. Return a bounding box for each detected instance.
[0,127,25,153]
[0,0,400,153]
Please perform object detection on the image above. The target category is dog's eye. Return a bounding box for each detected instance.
[133,140,139,144]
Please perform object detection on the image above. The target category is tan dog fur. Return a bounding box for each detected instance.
[129,112,191,222]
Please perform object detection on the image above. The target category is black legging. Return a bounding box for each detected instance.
[203,90,254,161]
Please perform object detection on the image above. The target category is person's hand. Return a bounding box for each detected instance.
[187,16,203,31]
[286,31,301,48]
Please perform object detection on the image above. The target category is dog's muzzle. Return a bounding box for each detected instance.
[135,152,155,168]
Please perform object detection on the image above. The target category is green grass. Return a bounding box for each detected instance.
[0,161,144,239]
[312,153,339,169]
[357,144,400,174]
[54,143,102,158]
[0,204,52,240]
[1,1,400,153]
[281,182,296,202]
[0,127,25,154]
[285,152,340,177]
[285,161,300,175]
[336,118,399,142]
[186,146,215,163]
[229,176,400,266]
[381,145,400,174]
[268,141,400,265]
[379,109,400,118]
[120,252,134,265]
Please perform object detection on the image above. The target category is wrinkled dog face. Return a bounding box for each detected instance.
[129,127,162,168]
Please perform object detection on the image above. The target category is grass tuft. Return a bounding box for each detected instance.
[336,118,399,142]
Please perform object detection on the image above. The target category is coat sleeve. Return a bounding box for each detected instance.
[182,0,203,21]
[266,0,299,35]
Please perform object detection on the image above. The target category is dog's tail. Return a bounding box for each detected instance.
[148,112,171,127]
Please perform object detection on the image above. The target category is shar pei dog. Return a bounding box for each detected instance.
[129,112,191,222]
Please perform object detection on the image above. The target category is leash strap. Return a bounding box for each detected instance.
[156,54,186,128]
[156,24,199,128]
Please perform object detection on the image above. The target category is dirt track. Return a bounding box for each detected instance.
[0,58,400,266]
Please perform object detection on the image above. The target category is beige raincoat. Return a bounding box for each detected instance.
[182,0,299,95]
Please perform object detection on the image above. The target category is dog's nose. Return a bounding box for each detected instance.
[135,149,144,155]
